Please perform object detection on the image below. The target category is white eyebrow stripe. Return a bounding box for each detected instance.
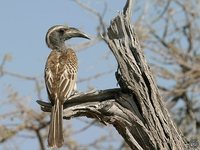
[46,25,67,47]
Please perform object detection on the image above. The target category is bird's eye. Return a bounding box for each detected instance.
[59,29,65,34]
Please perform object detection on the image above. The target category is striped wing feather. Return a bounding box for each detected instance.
[45,49,77,104]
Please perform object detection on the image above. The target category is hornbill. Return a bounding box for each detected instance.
[45,25,89,148]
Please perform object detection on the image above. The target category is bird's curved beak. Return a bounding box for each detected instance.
[65,27,90,40]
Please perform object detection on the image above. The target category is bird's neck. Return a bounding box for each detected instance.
[59,42,66,51]
[54,42,66,51]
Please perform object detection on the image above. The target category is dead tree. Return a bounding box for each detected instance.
[37,0,187,149]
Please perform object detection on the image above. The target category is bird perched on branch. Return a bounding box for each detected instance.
[44,25,90,148]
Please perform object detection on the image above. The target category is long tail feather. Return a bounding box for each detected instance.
[48,100,63,148]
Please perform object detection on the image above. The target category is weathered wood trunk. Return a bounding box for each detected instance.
[38,0,187,149]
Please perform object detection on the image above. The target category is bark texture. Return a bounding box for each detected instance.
[37,0,187,149]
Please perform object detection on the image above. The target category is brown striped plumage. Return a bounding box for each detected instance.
[44,25,89,148]
[45,49,78,102]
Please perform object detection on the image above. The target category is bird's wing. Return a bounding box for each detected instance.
[58,49,77,100]
[44,50,58,101]
[45,49,78,103]
[58,62,77,99]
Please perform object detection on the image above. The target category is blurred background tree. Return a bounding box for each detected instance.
[0,0,199,149]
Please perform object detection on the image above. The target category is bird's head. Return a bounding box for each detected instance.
[45,25,90,50]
